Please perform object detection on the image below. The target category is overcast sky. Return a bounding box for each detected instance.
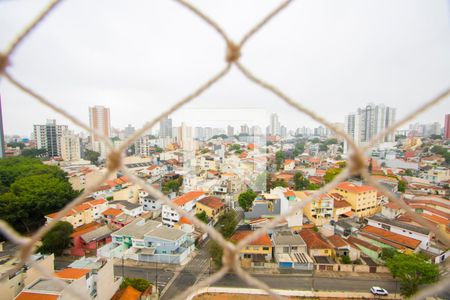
[1,0,449,136]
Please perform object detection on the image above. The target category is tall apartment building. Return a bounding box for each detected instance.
[332,182,379,217]
[270,113,280,135]
[240,124,250,135]
[227,125,234,136]
[344,103,396,152]
[89,106,110,157]
[0,95,5,158]
[159,116,172,138]
[33,119,68,157]
[60,132,81,161]
[444,114,450,140]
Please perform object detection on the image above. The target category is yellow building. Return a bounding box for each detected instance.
[299,229,334,257]
[230,230,272,266]
[196,196,225,222]
[332,182,379,217]
[295,191,333,226]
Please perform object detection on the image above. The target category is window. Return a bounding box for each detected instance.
[324,250,328,254]
[262,247,269,251]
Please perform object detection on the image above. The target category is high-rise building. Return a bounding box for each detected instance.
[123,124,135,139]
[227,125,234,137]
[270,113,280,135]
[280,125,287,138]
[194,127,204,140]
[60,132,81,161]
[177,123,194,150]
[89,106,111,141]
[33,119,68,157]
[0,95,5,158]
[159,116,172,138]
[444,114,450,140]
[344,103,396,152]
[240,124,250,135]
[251,125,262,136]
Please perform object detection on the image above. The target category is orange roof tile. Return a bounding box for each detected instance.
[284,190,295,197]
[71,222,101,238]
[112,285,142,300]
[336,182,376,193]
[172,191,205,206]
[299,230,332,249]
[102,208,123,218]
[422,214,450,226]
[87,198,107,206]
[54,268,90,279]
[327,235,349,248]
[333,199,352,209]
[16,292,59,300]
[198,196,224,210]
[179,217,193,225]
[361,225,421,249]
[230,230,272,246]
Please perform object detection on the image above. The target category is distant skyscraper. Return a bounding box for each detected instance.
[159,116,172,138]
[123,124,135,139]
[240,124,250,135]
[33,119,68,157]
[280,125,287,138]
[251,125,262,135]
[270,113,280,135]
[344,103,396,153]
[0,95,5,158]
[445,114,450,140]
[227,125,234,137]
[194,127,204,140]
[177,123,194,150]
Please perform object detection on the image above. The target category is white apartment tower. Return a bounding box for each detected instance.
[344,103,396,153]
[270,113,280,135]
[159,116,172,138]
[33,119,68,157]
[60,132,81,161]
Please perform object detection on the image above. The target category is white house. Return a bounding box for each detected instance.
[162,191,205,227]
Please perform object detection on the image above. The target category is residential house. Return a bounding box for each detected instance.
[162,191,206,227]
[299,229,334,258]
[332,182,379,218]
[100,218,194,264]
[366,215,432,250]
[15,257,121,300]
[347,236,382,263]
[70,223,113,257]
[327,235,360,261]
[295,191,334,226]
[284,159,295,171]
[421,167,450,183]
[330,193,353,220]
[357,225,421,253]
[45,198,108,229]
[109,200,144,217]
[230,230,272,267]
[195,196,225,223]
[139,189,162,212]
[0,254,54,300]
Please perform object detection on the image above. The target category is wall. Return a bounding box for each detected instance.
[96,260,122,300]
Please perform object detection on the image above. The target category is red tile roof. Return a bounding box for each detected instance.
[71,222,101,238]
[284,190,295,197]
[299,230,332,250]
[336,182,376,193]
[347,236,381,252]
[230,230,272,246]
[178,217,193,225]
[54,268,90,279]
[333,199,352,209]
[102,208,123,218]
[112,285,142,300]
[361,225,421,249]
[172,191,205,206]
[198,196,224,210]
[327,235,349,248]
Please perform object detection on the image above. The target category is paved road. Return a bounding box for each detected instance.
[161,240,212,300]
[215,273,400,294]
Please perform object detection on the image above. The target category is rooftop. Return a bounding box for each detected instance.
[198,196,225,209]
[54,268,90,279]
[230,230,272,246]
[145,226,185,241]
[272,231,306,246]
[299,230,332,250]
[368,215,430,235]
[114,218,161,239]
[361,225,422,249]
[336,182,376,193]
[110,200,142,210]
[172,191,205,206]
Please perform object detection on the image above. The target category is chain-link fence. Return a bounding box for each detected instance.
[0,0,449,299]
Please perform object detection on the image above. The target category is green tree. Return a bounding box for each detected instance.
[307,182,320,190]
[238,189,257,211]
[294,172,309,190]
[404,169,414,176]
[398,180,407,193]
[195,211,209,223]
[429,134,442,140]
[7,142,25,149]
[21,148,47,158]
[275,151,285,170]
[217,210,238,238]
[293,142,305,157]
[253,173,267,192]
[341,255,351,264]
[386,253,439,297]
[430,145,447,155]
[38,221,73,256]
[120,277,151,292]
[229,144,241,151]
[272,178,287,188]
[155,147,163,153]
[324,168,342,183]
[162,177,183,194]
[444,151,450,164]
[0,158,77,233]
[319,144,328,152]
[209,241,224,268]
[380,247,397,260]
[84,149,100,165]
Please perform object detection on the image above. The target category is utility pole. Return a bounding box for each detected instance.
[121,255,124,278]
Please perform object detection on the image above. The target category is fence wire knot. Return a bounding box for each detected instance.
[348,151,367,175]
[107,150,122,171]
[222,246,238,269]
[0,53,9,72]
[226,41,241,63]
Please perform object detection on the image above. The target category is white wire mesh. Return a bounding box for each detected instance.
[0,0,449,299]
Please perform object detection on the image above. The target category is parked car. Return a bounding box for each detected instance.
[370,286,389,296]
